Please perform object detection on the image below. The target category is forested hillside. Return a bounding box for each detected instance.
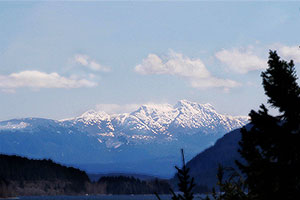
[96,176,170,194]
[176,126,248,190]
[0,154,90,197]
[0,154,171,197]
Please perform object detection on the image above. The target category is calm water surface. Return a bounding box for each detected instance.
[19,195,206,200]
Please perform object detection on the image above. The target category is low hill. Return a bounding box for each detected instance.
[0,154,90,197]
[88,173,159,182]
[178,125,250,191]
[0,154,172,197]
[96,176,170,194]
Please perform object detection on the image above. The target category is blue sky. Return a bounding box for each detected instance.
[0,1,300,120]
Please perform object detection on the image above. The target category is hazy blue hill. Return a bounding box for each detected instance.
[182,125,250,190]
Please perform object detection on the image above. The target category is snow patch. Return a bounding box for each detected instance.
[0,122,29,130]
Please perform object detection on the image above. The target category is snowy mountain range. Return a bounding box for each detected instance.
[0,100,248,177]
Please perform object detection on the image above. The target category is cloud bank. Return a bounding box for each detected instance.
[215,44,300,74]
[0,70,97,91]
[135,50,239,90]
[276,45,300,63]
[215,47,267,74]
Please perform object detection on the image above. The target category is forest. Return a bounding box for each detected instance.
[0,154,89,196]
[0,154,170,197]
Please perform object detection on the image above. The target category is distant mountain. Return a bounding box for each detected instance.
[0,100,248,177]
[62,100,247,144]
[183,125,250,189]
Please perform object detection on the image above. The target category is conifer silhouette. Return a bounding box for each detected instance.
[206,165,248,200]
[237,50,300,200]
[155,149,195,200]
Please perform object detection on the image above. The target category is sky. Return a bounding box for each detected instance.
[0,1,300,121]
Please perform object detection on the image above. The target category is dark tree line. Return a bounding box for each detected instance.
[97,176,170,194]
[0,154,90,196]
[0,154,171,197]
[0,154,89,182]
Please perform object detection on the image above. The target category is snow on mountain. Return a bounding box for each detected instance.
[0,121,29,130]
[169,100,247,134]
[76,110,111,124]
[0,100,249,177]
[59,100,248,148]
[0,101,248,145]
[66,100,248,135]
[118,103,177,137]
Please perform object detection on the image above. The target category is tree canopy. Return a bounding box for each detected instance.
[237,50,300,200]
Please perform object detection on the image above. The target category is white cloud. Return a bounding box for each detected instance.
[0,70,97,91]
[74,54,110,72]
[275,45,300,63]
[215,47,267,74]
[135,50,239,89]
[96,103,140,114]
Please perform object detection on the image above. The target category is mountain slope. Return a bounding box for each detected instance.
[0,100,248,177]
[184,125,250,189]
[0,154,89,197]
[61,100,248,147]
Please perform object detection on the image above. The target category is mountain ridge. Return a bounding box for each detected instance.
[60,100,248,145]
[0,100,248,177]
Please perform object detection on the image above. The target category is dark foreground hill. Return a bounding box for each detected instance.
[95,176,170,194]
[88,173,159,182]
[0,154,90,197]
[0,154,171,197]
[180,126,249,191]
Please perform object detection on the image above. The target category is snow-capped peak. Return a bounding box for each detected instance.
[75,110,111,123]
[57,100,248,144]
[202,103,215,110]
[133,103,174,116]
[174,100,215,111]
[0,100,249,152]
[174,99,191,108]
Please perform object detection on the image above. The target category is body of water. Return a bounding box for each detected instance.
[18,195,206,200]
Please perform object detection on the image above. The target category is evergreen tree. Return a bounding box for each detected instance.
[237,51,300,200]
[155,149,195,200]
[204,165,248,200]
